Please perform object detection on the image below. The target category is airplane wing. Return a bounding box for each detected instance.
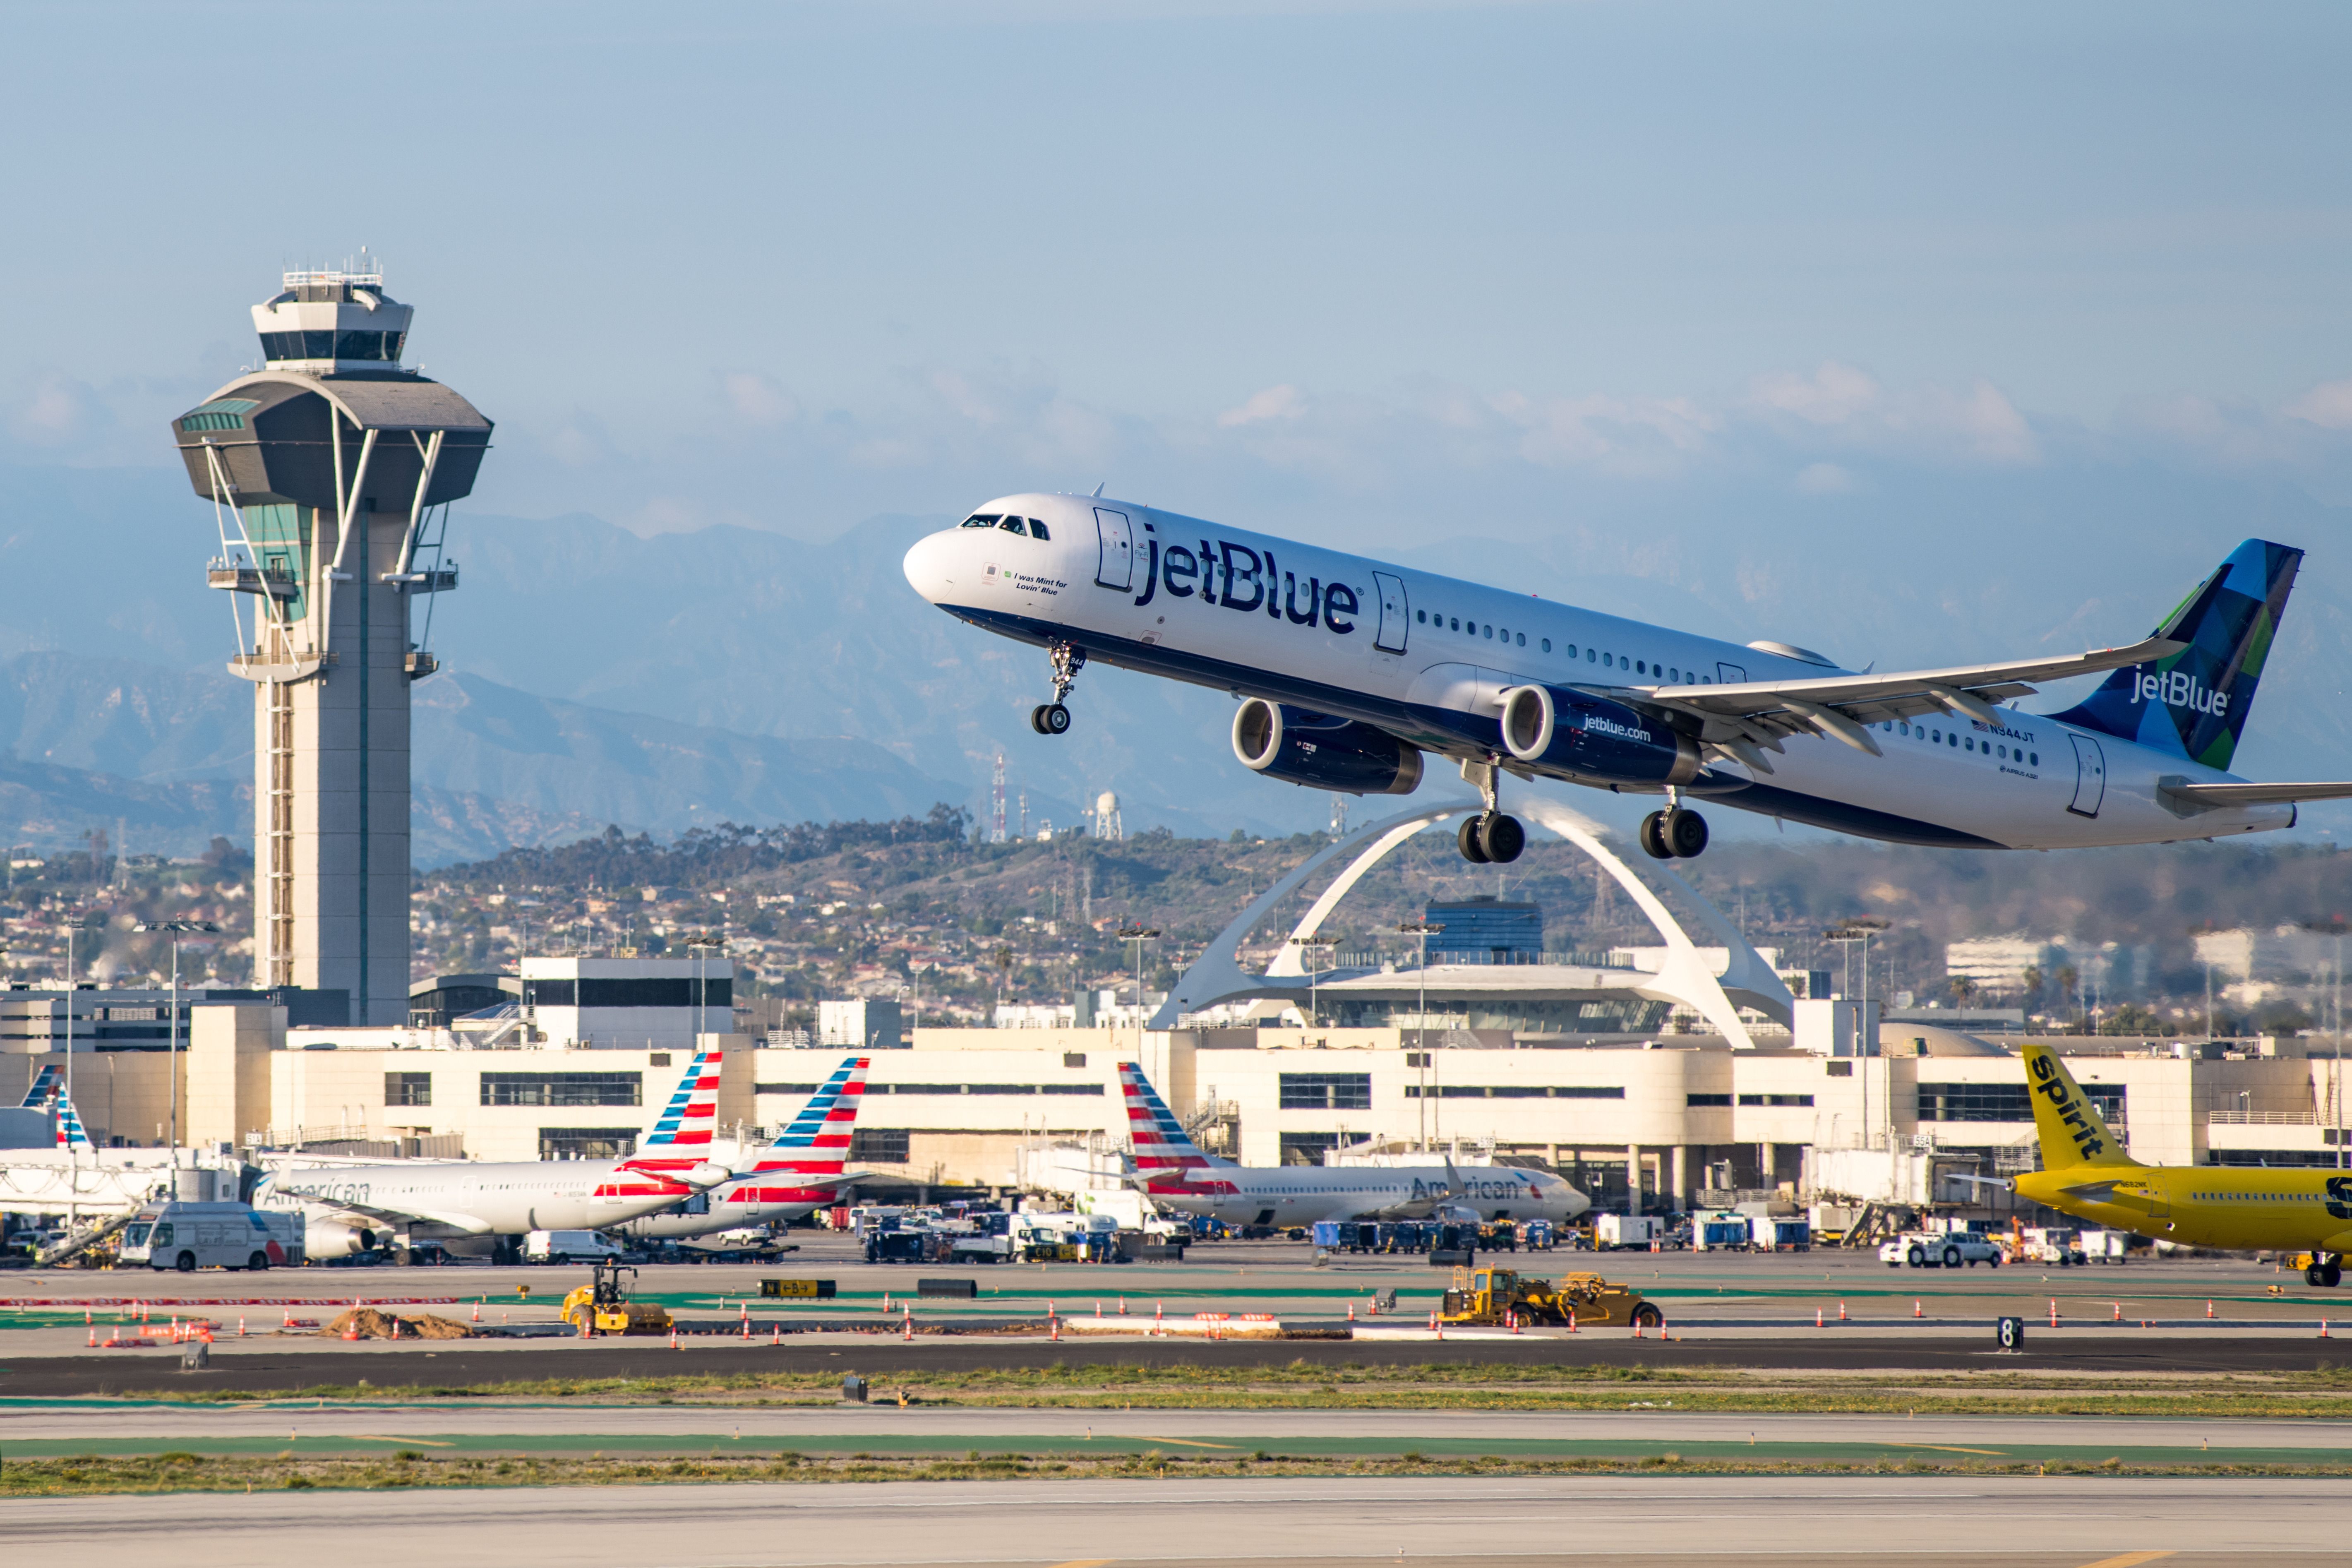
[1620,574,2211,768]
[2159,779,2352,809]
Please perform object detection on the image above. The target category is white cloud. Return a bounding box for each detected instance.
[1744,361,2038,466]
[1217,384,1307,428]
[2287,379,2352,431]
[719,371,799,426]
[1794,461,1860,495]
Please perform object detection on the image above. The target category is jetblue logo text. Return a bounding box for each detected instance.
[2133,668,2230,718]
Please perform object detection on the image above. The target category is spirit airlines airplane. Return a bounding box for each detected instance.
[1118,1063,1589,1228]
[617,1055,871,1244]
[256,1049,737,1261]
[904,503,2352,863]
[2012,1045,2352,1289]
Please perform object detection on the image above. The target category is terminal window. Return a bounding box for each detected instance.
[1686,1093,1733,1107]
[1279,1132,1346,1165]
[1403,1085,1624,1100]
[384,1071,432,1108]
[538,1127,638,1160]
[480,1071,642,1108]
[850,1129,910,1164]
[1279,1073,1373,1110]
[1918,1083,2124,1123]
[1738,1093,1814,1107]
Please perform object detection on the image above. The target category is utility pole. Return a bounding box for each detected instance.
[686,935,725,1041]
[136,920,220,1158]
[1116,924,1159,1025]
[1825,920,1890,1192]
[1396,918,1445,1151]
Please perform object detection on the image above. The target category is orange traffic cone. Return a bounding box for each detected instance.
[2113,1302,2122,1322]
[1049,1314,1059,1342]
[1567,1307,1577,1334]
[470,1299,481,1323]
[2207,1300,2215,1318]
[1814,1308,1823,1328]
[1119,1297,1127,1315]
[2049,1299,2059,1328]
[669,1326,680,1349]
[2322,1318,2332,1340]
[771,1322,781,1345]
[1838,1301,1848,1321]
[238,1316,247,1337]
[1347,1302,1356,1321]
[86,1327,96,1347]
[1913,1300,1922,1318]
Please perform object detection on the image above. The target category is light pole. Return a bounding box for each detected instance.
[1824,920,1890,1191]
[1116,924,1159,1023]
[1396,918,1445,1150]
[135,920,219,1158]
[686,935,725,1042]
[1289,934,1339,1028]
[58,917,104,1147]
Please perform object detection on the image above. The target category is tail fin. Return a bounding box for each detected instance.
[1117,1061,1219,1179]
[2050,538,2301,771]
[736,1056,870,1199]
[50,1081,92,1151]
[2021,1044,2139,1169]
[19,1062,62,1109]
[623,1047,724,1175]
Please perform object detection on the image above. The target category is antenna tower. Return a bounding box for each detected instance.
[990,752,1007,844]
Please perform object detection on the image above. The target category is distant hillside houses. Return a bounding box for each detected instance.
[2193,924,2350,1007]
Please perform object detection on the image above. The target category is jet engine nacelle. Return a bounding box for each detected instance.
[303,1218,380,1258]
[1232,699,1423,796]
[1498,685,1701,787]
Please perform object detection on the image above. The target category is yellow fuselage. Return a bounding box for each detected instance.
[2015,1165,2352,1256]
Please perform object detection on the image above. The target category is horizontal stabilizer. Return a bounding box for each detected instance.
[2160,778,2352,810]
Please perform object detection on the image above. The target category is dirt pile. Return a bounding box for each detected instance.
[319,1308,476,1340]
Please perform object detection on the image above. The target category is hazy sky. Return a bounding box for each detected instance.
[5,3,2348,629]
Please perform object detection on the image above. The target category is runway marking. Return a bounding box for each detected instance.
[343,1435,455,1447]
[1887,1442,2008,1456]
[1043,1560,1116,1568]
[2072,1554,2173,1568]
[1129,1437,1241,1450]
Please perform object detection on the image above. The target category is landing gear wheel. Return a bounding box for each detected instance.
[1030,703,1071,735]
[1478,813,1525,864]
[1664,807,1709,858]
[2329,1261,2345,1287]
[1458,818,1491,864]
[2309,1264,2329,1287]
[1638,811,1672,860]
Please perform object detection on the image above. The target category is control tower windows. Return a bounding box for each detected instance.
[257,329,405,362]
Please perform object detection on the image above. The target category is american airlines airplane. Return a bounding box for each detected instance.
[257,1049,736,1262]
[616,1054,870,1244]
[904,503,2352,862]
[1118,1064,1589,1228]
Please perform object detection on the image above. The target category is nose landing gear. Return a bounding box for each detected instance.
[1639,804,1709,860]
[1029,641,1086,735]
[1456,759,1526,864]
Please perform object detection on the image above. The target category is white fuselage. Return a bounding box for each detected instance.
[902,495,2292,850]
[254,1160,690,1249]
[1151,1163,1589,1228]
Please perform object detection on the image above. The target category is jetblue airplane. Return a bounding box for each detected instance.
[904,498,2352,862]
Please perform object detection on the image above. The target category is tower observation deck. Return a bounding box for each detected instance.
[170,264,493,1025]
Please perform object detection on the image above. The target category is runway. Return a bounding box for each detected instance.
[2,1474,2342,1565]
[6,1403,2348,1469]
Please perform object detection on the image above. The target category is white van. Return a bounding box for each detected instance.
[525,1228,624,1264]
[1594,1214,1662,1250]
[121,1203,306,1272]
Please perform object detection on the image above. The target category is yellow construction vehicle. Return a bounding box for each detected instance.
[1439,1265,1663,1328]
[560,1259,673,1336]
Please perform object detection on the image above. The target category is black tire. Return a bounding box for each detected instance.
[1987,1253,2000,1268]
[1479,813,1525,864]
[175,1251,196,1273]
[1458,817,1491,864]
[249,1251,270,1272]
[1632,1302,1663,1328]
[2326,1263,2344,1288]
[1028,705,1049,734]
[1638,811,1672,860]
[1042,703,1072,735]
[2308,1265,2328,1287]
[1906,1245,1925,1268]
[1941,1246,1961,1269]
[1665,808,1709,858]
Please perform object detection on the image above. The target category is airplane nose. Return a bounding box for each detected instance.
[902,531,957,603]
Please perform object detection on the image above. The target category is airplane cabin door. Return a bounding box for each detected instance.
[1093,508,1134,591]
[1371,571,1409,653]
[1716,662,1748,685]
[2067,733,2107,818]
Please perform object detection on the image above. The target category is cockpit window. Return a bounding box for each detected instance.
[1028,518,1049,540]
[960,514,1002,529]
[998,517,1028,537]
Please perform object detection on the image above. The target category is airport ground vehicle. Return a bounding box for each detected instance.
[1692,1213,1750,1251]
[560,1260,673,1336]
[2078,1228,2136,1263]
[1438,1265,1663,1328]
[1594,1214,1663,1250]
[1880,1233,2004,1269]
[1749,1216,1810,1251]
[527,1228,624,1265]
[2018,1226,2090,1267]
[120,1202,304,1272]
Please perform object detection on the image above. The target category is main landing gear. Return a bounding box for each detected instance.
[1029,641,1085,735]
[1457,759,1525,864]
[2308,1254,2343,1288]
[1639,797,1710,860]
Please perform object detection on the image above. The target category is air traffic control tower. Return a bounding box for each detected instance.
[170,266,492,1025]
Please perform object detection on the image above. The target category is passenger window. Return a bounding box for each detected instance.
[1603,653,1613,668]
[1417,610,1426,623]
[1029,518,1049,540]
[1541,638,1550,652]
[998,517,1027,536]
[1516,632,1526,646]
[1484,625,1493,639]
[1636,660,1646,674]
[2030,752,2039,765]
[1668,667,1679,682]
[1587,648,1596,662]
[1450,617,1460,631]
[1949,733,1959,747]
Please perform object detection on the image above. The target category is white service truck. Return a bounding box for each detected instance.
[1879,1233,2004,1269]
[1594,1214,1663,1250]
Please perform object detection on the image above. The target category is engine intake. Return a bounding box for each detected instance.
[1499,685,1700,786]
[1232,699,1423,796]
